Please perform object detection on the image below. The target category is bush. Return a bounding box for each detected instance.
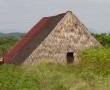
[0,37,18,57]
[92,33,110,47]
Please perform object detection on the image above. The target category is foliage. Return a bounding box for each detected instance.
[92,33,110,47]
[78,47,110,76]
[0,37,18,45]
[0,47,110,90]
[0,64,39,90]
[0,37,18,57]
[0,33,110,89]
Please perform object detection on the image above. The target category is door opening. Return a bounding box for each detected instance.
[66,52,74,64]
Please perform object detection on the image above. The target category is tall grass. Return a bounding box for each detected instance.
[78,47,110,76]
[0,47,110,90]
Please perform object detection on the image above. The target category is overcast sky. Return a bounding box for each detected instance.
[0,0,110,33]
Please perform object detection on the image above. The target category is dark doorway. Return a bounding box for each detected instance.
[66,52,74,64]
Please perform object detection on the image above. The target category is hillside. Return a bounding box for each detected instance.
[0,32,25,39]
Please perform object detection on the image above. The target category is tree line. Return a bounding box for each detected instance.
[0,37,18,58]
[92,33,110,47]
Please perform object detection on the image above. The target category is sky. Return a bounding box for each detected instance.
[0,0,110,33]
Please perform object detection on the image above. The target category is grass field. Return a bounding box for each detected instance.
[0,47,110,90]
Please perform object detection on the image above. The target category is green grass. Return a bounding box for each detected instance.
[0,47,110,90]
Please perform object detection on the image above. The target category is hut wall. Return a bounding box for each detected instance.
[23,12,100,65]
